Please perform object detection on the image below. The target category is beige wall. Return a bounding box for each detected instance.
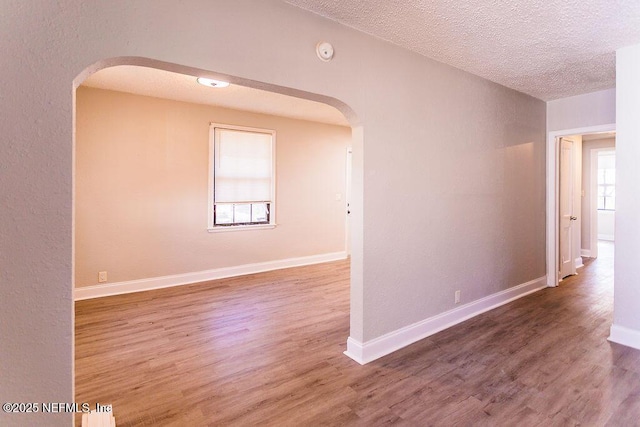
[2,2,546,423]
[75,87,350,286]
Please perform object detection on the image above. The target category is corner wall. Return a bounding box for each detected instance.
[610,43,640,349]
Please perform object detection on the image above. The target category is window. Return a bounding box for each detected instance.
[208,124,275,230]
[597,151,615,211]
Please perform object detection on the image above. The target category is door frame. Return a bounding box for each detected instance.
[345,146,353,256]
[546,123,615,287]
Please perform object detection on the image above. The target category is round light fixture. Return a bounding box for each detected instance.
[197,77,230,88]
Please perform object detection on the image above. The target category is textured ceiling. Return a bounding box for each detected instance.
[82,66,349,126]
[284,0,640,100]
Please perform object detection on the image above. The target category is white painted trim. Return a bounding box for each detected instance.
[75,251,347,300]
[547,124,616,288]
[343,276,547,365]
[547,133,560,287]
[207,224,276,233]
[589,149,601,259]
[581,249,591,257]
[575,257,584,269]
[598,234,615,242]
[609,324,640,350]
[345,146,353,257]
[343,337,365,365]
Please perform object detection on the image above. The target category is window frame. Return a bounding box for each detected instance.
[207,123,276,232]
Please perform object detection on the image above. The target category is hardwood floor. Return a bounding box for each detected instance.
[75,244,640,426]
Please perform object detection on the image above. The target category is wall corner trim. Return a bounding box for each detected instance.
[75,252,347,300]
[344,337,366,365]
[608,324,640,350]
[343,275,547,364]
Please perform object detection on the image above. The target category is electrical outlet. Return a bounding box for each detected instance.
[455,290,461,304]
[98,271,108,283]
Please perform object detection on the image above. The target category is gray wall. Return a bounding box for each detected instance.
[547,88,616,132]
[1,1,546,425]
[612,43,640,344]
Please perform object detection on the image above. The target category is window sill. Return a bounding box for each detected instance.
[207,224,277,233]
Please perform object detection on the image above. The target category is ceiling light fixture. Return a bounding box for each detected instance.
[197,77,230,88]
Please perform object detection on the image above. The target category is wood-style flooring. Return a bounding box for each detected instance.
[75,242,640,426]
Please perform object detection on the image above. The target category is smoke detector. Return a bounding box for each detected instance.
[316,42,334,62]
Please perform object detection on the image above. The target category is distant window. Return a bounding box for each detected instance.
[597,152,615,211]
[208,124,275,229]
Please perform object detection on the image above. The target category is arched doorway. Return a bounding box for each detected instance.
[74,60,361,424]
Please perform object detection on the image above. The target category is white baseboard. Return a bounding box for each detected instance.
[343,275,547,365]
[575,257,584,269]
[75,251,347,300]
[581,249,591,258]
[609,324,640,350]
[344,337,366,364]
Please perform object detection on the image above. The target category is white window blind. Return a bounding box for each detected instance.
[208,124,276,229]
[214,128,273,203]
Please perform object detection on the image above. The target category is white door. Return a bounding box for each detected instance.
[559,138,577,279]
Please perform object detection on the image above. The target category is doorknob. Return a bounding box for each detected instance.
[570,216,578,221]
